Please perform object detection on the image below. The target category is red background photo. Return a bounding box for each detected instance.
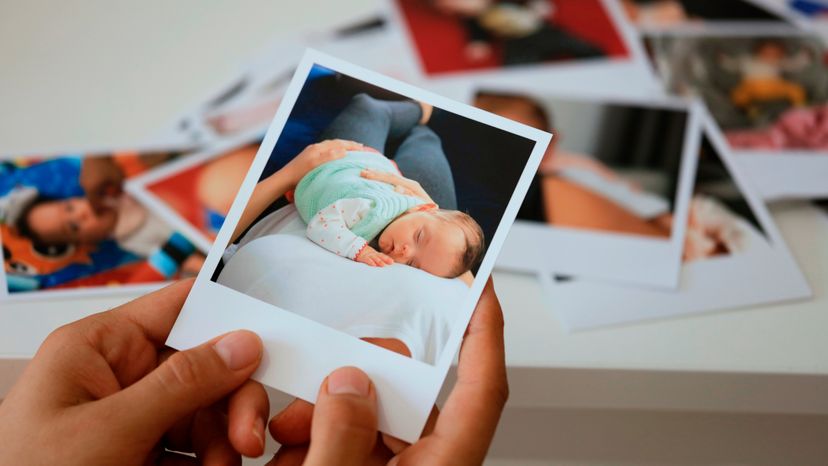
[397,0,630,75]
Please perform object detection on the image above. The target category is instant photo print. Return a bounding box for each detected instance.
[0,147,201,301]
[486,90,702,289]
[647,27,828,200]
[541,110,812,331]
[388,0,659,98]
[165,50,551,442]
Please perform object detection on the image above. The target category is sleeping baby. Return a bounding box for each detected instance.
[292,150,484,278]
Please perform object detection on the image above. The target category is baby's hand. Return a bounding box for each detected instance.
[356,245,394,267]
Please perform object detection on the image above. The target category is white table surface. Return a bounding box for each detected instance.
[2,0,828,415]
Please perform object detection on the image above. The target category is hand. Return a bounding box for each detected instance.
[79,156,125,212]
[356,245,394,267]
[0,279,270,465]
[282,139,365,188]
[360,169,436,206]
[267,278,508,465]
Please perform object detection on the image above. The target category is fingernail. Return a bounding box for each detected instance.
[327,367,370,397]
[214,331,261,370]
[252,416,265,450]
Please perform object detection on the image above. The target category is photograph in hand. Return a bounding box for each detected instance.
[164,50,550,442]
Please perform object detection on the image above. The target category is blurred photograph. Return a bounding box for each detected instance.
[480,90,700,288]
[392,0,630,76]
[126,140,260,253]
[683,135,767,262]
[648,33,828,152]
[165,52,549,442]
[170,17,405,145]
[0,150,204,298]
[544,115,811,331]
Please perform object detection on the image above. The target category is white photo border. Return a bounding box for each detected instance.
[164,49,551,442]
[541,108,812,331]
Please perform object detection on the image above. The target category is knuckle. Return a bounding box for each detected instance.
[160,351,203,389]
[320,399,377,441]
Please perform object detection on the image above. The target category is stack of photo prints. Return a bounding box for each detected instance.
[1,0,823,440]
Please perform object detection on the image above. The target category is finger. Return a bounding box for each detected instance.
[381,433,408,456]
[303,367,378,466]
[99,330,263,444]
[227,379,269,457]
[432,279,508,460]
[268,446,308,466]
[269,399,314,446]
[111,278,195,346]
[191,408,241,466]
[360,169,394,183]
[330,139,365,151]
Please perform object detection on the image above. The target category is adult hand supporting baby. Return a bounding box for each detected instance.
[0,279,270,465]
[268,278,509,465]
[283,139,366,188]
[360,169,436,206]
[232,139,366,243]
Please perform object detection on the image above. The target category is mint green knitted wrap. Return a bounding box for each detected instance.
[294,151,426,241]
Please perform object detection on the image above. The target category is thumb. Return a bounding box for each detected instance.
[303,367,378,466]
[103,330,263,439]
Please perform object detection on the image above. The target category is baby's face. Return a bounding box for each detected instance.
[27,197,117,245]
[757,43,785,64]
[378,210,466,278]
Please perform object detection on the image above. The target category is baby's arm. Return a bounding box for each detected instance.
[306,198,393,267]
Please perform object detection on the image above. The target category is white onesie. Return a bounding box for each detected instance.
[306,198,374,260]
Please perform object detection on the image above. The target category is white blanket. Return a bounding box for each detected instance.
[218,205,468,364]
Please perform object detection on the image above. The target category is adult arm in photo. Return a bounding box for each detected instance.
[230,139,364,242]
